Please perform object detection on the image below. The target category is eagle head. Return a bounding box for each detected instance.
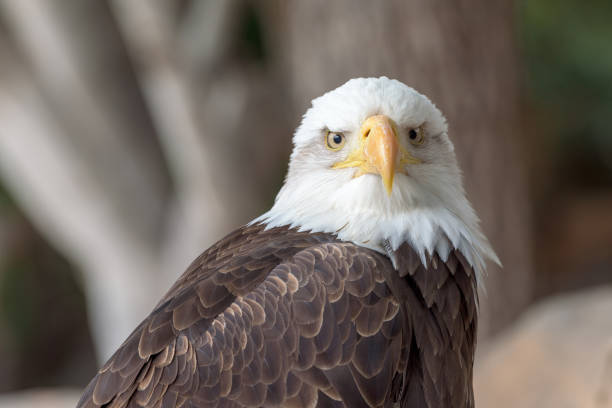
[257,77,499,279]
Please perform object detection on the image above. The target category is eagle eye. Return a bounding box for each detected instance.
[326,131,346,150]
[408,127,425,145]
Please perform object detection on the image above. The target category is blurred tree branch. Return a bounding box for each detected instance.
[108,0,233,277]
[0,40,158,360]
[0,0,169,359]
[0,0,258,360]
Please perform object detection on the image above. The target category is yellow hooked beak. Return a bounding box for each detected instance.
[332,115,420,195]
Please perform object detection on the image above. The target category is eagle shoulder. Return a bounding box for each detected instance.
[76,223,333,407]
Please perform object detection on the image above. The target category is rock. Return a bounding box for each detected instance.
[475,286,612,408]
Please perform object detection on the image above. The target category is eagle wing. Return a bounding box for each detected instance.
[76,225,410,408]
[77,224,477,408]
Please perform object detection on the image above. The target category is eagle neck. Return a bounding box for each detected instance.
[252,201,497,289]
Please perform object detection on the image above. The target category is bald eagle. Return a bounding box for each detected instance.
[77,77,499,408]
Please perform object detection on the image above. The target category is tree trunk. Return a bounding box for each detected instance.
[274,0,532,337]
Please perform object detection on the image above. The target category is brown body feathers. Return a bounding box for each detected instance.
[77,223,477,408]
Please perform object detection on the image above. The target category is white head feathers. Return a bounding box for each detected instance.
[254,77,499,284]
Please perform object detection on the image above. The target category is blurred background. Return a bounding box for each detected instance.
[0,1,610,407]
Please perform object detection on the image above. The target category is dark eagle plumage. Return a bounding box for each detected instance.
[77,223,477,408]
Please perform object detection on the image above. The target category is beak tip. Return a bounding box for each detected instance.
[383,179,394,196]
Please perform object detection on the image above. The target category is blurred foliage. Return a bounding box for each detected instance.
[0,184,13,211]
[240,3,266,61]
[0,184,96,391]
[520,0,612,189]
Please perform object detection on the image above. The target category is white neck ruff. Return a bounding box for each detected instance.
[252,173,500,287]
